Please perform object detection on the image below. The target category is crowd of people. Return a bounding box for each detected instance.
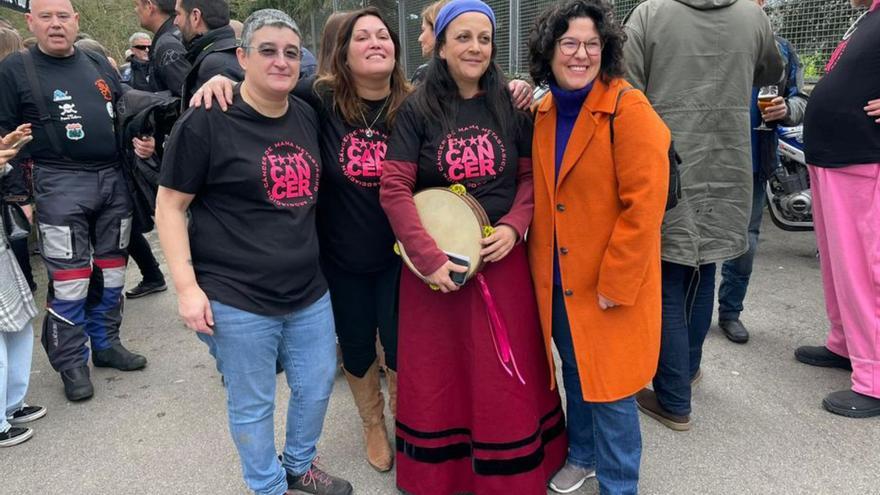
[0,0,878,494]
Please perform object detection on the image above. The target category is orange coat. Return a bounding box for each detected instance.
[528,78,671,402]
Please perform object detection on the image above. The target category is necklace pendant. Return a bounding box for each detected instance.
[365,129,373,138]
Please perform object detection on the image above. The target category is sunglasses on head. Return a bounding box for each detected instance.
[132,45,150,50]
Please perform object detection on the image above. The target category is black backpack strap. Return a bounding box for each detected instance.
[21,50,65,156]
[609,87,635,144]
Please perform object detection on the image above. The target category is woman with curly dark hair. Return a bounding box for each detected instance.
[526,0,671,493]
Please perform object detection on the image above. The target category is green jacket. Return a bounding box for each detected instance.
[623,0,783,266]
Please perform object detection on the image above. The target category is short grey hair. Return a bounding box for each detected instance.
[241,9,301,51]
[129,32,152,45]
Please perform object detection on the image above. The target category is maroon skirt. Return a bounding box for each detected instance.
[396,244,567,495]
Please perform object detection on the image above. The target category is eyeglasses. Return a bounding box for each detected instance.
[244,45,302,62]
[131,45,150,51]
[557,37,602,56]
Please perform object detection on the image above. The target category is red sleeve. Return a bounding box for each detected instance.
[379,159,448,277]
[496,157,534,241]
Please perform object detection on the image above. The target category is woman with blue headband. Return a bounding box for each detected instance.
[380,1,567,493]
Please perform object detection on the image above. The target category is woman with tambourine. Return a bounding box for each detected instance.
[379,1,567,493]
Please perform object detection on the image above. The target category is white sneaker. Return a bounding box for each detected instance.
[548,461,596,493]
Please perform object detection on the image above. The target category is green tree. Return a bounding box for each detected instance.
[2,0,142,61]
[229,0,330,20]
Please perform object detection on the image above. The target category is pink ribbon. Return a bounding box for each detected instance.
[476,273,526,385]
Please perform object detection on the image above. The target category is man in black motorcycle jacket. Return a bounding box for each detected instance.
[174,0,243,107]
[136,0,192,97]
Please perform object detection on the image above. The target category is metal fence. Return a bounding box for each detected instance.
[299,0,862,82]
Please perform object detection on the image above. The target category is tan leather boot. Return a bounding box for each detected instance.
[344,361,393,472]
[386,368,398,418]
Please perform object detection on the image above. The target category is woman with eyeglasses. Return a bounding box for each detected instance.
[193,6,412,475]
[156,10,353,495]
[526,1,670,493]
[380,1,566,493]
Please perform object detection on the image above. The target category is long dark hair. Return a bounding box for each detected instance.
[413,16,514,136]
[314,7,410,127]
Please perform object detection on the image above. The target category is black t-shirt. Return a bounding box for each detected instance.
[0,46,121,169]
[385,95,531,224]
[294,77,397,273]
[804,9,880,167]
[160,88,327,316]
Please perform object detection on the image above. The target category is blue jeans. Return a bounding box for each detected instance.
[199,292,337,495]
[552,287,641,495]
[653,262,716,416]
[718,175,765,321]
[1,322,34,433]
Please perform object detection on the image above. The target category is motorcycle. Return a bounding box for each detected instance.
[765,124,813,231]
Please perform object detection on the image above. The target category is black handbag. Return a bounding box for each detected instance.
[3,202,31,241]
[610,88,682,211]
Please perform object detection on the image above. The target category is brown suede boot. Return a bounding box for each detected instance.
[344,361,393,472]
[386,368,398,418]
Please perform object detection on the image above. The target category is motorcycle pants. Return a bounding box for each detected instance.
[34,166,132,372]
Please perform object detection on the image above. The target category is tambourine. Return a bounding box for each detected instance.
[395,185,491,284]
[395,185,527,384]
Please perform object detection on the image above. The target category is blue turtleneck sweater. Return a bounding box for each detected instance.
[550,81,593,286]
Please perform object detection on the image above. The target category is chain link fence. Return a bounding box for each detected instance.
[297,0,862,82]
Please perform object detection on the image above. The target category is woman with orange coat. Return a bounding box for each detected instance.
[526,1,670,494]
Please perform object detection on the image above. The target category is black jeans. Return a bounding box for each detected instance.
[127,214,163,283]
[653,261,716,416]
[322,258,400,377]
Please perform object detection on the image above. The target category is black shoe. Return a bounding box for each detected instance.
[0,427,33,447]
[125,279,167,299]
[822,390,880,418]
[61,367,94,401]
[8,404,47,425]
[92,343,147,371]
[794,345,852,370]
[719,319,749,344]
[286,462,353,495]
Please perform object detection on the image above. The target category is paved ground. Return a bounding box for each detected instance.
[5,217,880,495]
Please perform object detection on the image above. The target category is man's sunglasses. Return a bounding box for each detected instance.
[132,45,150,50]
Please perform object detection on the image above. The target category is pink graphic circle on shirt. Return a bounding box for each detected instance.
[261,141,321,208]
[436,125,507,188]
[337,128,389,188]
